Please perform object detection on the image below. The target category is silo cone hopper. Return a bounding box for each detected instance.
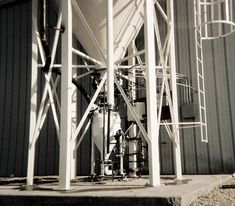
[53,0,144,65]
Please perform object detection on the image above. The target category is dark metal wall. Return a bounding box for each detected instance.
[0,0,31,177]
[0,0,234,177]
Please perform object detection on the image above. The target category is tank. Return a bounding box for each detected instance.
[53,0,144,67]
[91,110,121,155]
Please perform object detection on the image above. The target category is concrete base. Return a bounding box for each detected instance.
[0,175,231,206]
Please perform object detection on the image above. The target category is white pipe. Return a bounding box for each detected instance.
[119,135,124,175]
[107,0,115,106]
[128,42,137,177]
[225,0,230,21]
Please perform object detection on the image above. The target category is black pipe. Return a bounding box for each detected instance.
[39,0,51,73]
[51,68,91,103]
[102,88,106,173]
[107,107,111,154]
[41,0,47,42]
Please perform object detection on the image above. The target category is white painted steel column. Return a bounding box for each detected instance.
[167,0,182,181]
[106,0,114,106]
[144,0,160,187]
[59,0,72,190]
[27,0,38,186]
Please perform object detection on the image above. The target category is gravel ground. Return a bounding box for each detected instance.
[191,177,235,206]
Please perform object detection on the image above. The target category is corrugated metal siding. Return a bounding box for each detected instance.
[0,0,234,177]
[0,1,31,176]
[172,0,235,174]
[175,0,211,174]
[34,3,59,177]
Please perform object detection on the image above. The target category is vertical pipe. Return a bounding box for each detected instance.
[119,135,124,175]
[144,0,160,187]
[225,0,230,21]
[107,0,114,107]
[27,0,38,186]
[218,1,222,36]
[90,136,95,175]
[107,109,111,153]
[128,42,137,177]
[42,0,47,41]
[101,91,106,176]
[229,0,233,31]
[39,0,47,42]
[106,0,114,160]
[59,0,72,190]
[167,0,182,181]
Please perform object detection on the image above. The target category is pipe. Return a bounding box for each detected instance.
[39,0,51,72]
[51,68,91,103]
[106,0,114,161]
[106,0,114,106]
[107,108,111,154]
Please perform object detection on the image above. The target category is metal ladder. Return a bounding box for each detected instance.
[194,0,208,142]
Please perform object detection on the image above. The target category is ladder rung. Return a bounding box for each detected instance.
[197,57,203,63]
[199,89,205,94]
[196,27,201,33]
[194,9,199,15]
[198,73,204,79]
[200,106,205,110]
[196,41,202,48]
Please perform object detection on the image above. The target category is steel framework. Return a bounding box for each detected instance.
[27,0,227,190]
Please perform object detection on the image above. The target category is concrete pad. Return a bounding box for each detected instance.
[0,175,231,206]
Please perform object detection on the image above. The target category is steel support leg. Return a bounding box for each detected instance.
[144,0,160,187]
[167,0,182,181]
[59,0,73,190]
[26,0,38,186]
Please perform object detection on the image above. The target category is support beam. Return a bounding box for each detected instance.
[106,0,114,106]
[26,0,38,186]
[59,0,72,190]
[144,0,160,187]
[167,0,182,181]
